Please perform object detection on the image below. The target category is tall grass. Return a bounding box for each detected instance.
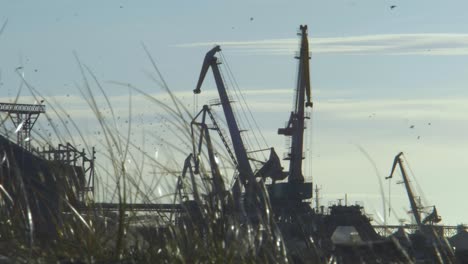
[0,46,294,263]
[0,39,463,263]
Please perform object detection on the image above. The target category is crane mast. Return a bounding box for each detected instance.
[194,46,255,187]
[278,25,313,183]
[387,152,422,226]
[191,105,226,196]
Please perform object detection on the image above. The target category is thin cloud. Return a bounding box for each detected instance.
[317,97,468,120]
[0,19,8,38]
[65,94,468,121]
[176,33,468,56]
[241,96,468,120]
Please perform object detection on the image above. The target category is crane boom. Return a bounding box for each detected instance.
[191,106,226,195]
[193,46,255,187]
[387,152,422,226]
[278,25,313,183]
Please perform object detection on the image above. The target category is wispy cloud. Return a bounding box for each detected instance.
[176,33,468,56]
[316,98,468,120]
[29,93,468,122]
[241,96,468,121]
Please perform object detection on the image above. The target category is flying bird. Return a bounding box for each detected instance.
[390,5,397,9]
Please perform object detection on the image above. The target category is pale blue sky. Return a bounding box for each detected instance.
[1,1,468,225]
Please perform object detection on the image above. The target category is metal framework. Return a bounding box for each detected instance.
[174,154,199,204]
[187,105,229,199]
[278,25,313,184]
[386,152,422,227]
[83,202,182,213]
[267,25,313,203]
[373,224,462,238]
[35,143,96,201]
[192,105,237,174]
[194,46,255,186]
[0,102,45,151]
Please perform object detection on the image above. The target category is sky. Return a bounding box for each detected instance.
[1,1,468,225]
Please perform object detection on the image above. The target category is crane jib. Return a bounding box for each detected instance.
[193,46,255,187]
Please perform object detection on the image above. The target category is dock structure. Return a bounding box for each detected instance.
[373,224,463,237]
[0,102,45,151]
[85,203,182,213]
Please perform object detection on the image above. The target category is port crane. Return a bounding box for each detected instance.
[194,46,256,190]
[386,152,455,262]
[190,26,315,204]
[386,152,423,227]
[271,25,313,202]
[266,25,321,261]
[386,152,441,227]
[278,25,313,184]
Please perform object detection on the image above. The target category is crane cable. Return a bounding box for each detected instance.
[218,54,259,161]
[401,154,428,209]
[388,175,392,218]
[219,57,252,159]
[305,109,313,182]
[220,51,268,161]
[193,91,198,118]
[216,65,256,160]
